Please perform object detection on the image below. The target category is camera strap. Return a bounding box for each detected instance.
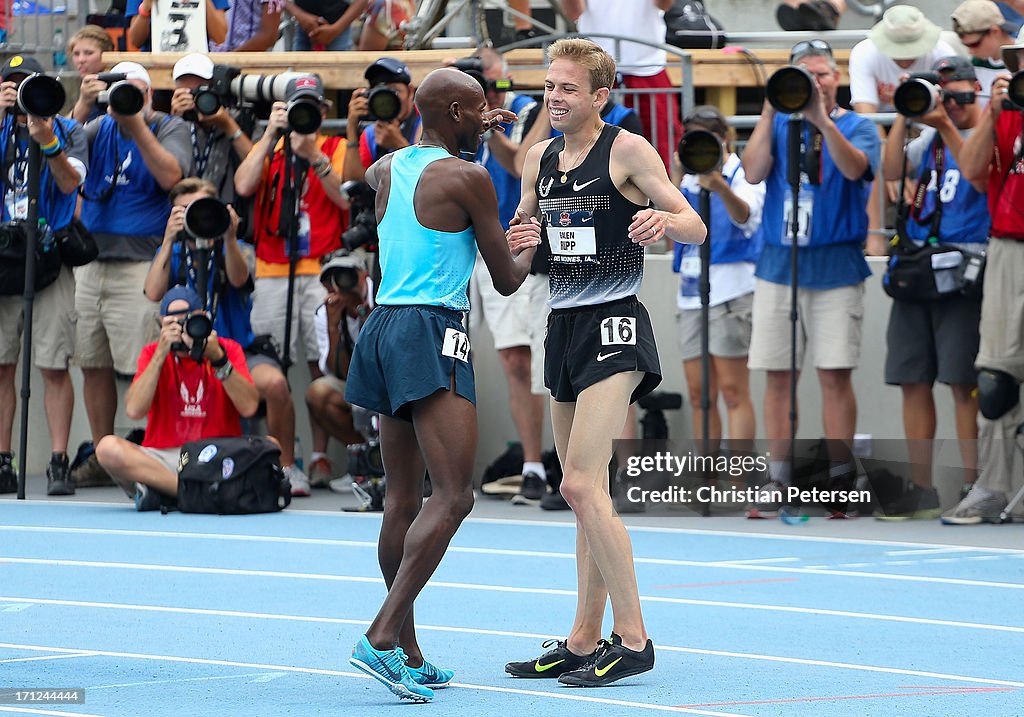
[909,135,945,241]
[176,241,224,326]
[189,124,220,179]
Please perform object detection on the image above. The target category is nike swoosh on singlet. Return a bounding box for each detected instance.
[596,351,622,362]
[573,177,600,192]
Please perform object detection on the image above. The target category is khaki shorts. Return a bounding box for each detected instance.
[748,279,864,371]
[977,237,1024,380]
[142,446,182,476]
[527,275,550,395]
[251,275,325,363]
[74,261,160,374]
[676,293,753,362]
[0,265,76,369]
[470,256,545,350]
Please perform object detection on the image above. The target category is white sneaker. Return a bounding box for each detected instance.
[284,464,312,497]
[328,474,354,494]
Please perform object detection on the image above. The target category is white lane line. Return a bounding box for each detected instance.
[0,653,94,664]
[4,639,1023,696]
[837,563,870,568]
[3,537,1024,591]
[0,642,741,717]
[87,672,278,691]
[704,558,800,566]
[3,511,1024,554]
[0,709,107,717]
[3,589,1024,636]
[885,548,972,556]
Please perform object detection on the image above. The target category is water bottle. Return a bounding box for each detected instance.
[52,28,66,69]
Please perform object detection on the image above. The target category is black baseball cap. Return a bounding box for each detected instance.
[932,55,977,83]
[365,57,411,85]
[2,55,46,80]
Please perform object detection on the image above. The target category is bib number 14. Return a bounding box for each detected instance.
[601,317,636,346]
[442,328,471,362]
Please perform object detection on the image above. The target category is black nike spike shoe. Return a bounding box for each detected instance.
[505,639,597,679]
[557,633,655,687]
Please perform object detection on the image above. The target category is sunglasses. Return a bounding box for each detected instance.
[790,39,833,63]
[956,30,989,49]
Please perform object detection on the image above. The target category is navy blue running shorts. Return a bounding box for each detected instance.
[544,295,662,405]
[345,305,476,421]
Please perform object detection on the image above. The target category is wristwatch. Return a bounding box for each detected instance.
[214,360,234,381]
[314,154,332,178]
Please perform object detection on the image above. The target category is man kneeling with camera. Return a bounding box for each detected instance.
[96,286,259,510]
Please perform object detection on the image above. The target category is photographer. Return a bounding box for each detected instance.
[234,78,346,493]
[170,54,253,201]
[306,251,373,448]
[674,106,763,453]
[0,55,89,496]
[68,25,114,125]
[944,28,1024,524]
[72,61,191,490]
[127,0,228,51]
[143,177,308,494]
[880,56,988,519]
[344,58,419,183]
[742,40,880,517]
[95,286,258,510]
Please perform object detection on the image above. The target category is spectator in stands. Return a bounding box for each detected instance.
[851,5,957,114]
[880,56,987,519]
[286,0,367,51]
[73,62,191,490]
[0,55,89,497]
[357,0,415,51]
[69,25,114,125]
[742,40,880,518]
[952,0,1022,101]
[143,177,302,500]
[509,0,538,41]
[170,53,254,201]
[234,82,347,494]
[127,0,229,50]
[674,106,762,451]
[777,0,846,31]
[96,286,258,510]
[560,0,683,170]
[943,29,1024,524]
[344,57,420,182]
[306,250,374,447]
[210,0,284,51]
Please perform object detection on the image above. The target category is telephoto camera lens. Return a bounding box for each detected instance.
[192,88,222,116]
[17,74,65,117]
[766,65,815,113]
[1007,70,1024,110]
[184,197,232,241]
[894,78,941,117]
[286,94,322,134]
[184,313,213,341]
[677,129,724,175]
[366,85,401,122]
[105,81,145,115]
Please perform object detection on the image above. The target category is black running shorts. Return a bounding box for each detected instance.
[544,295,662,404]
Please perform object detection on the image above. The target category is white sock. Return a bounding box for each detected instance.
[310,451,329,465]
[769,460,791,485]
[522,462,547,481]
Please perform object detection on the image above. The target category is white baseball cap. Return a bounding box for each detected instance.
[110,61,151,87]
[173,53,215,81]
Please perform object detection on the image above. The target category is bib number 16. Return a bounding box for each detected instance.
[601,317,636,346]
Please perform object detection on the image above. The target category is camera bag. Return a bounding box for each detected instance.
[0,222,61,296]
[177,435,291,514]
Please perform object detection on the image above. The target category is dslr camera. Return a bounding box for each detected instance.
[190,65,325,133]
[340,181,378,252]
[345,406,386,512]
[1003,69,1024,111]
[894,72,977,118]
[12,73,65,117]
[97,72,146,116]
[452,57,513,94]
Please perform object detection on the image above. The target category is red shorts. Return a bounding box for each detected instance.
[621,71,683,171]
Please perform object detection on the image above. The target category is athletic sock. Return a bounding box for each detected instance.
[769,460,791,485]
[522,461,546,481]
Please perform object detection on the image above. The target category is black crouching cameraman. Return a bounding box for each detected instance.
[344,57,420,182]
[305,250,382,507]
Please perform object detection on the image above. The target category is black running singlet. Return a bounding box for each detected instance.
[536,123,649,309]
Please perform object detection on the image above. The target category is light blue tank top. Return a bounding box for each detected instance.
[375,145,477,310]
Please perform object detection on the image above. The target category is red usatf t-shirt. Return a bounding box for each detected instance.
[989,110,1024,241]
[136,338,252,449]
